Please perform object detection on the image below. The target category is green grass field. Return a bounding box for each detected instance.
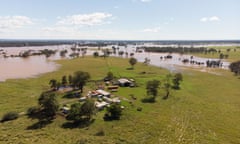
[0,56,240,144]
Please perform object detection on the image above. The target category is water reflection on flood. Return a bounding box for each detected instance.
[0,44,229,82]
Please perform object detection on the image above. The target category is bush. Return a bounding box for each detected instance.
[137,107,142,111]
[95,128,105,136]
[27,106,40,116]
[104,104,122,120]
[1,111,19,122]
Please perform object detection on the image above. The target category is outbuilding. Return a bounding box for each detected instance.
[96,89,111,97]
[118,78,132,87]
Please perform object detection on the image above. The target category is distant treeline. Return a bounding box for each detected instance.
[0,41,126,47]
[0,41,73,47]
[141,47,218,54]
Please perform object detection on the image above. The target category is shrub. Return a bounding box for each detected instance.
[27,106,40,116]
[104,104,122,120]
[1,111,19,122]
[95,128,105,136]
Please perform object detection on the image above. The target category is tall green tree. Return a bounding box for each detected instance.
[105,103,122,120]
[163,74,173,99]
[129,57,137,69]
[62,75,67,86]
[72,71,90,93]
[66,100,95,123]
[66,103,82,123]
[68,75,73,85]
[146,80,160,102]
[38,92,59,118]
[80,99,96,121]
[49,79,57,90]
[172,73,183,90]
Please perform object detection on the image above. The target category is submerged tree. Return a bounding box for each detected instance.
[93,51,99,57]
[229,60,240,75]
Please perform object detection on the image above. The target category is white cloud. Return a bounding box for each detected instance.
[57,12,112,26]
[200,16,220,22]
[142,27,161,33]
[209,16,220,21]
[140,0,151,2]
[42,26,76,33]
[0,16,33,32]
[200,17,208,22]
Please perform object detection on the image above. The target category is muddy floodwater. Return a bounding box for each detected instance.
[0,44,230,82]
[0,45,72,82]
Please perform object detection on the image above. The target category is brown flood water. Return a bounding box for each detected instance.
[0,45,71,82]
[0,44,230,82]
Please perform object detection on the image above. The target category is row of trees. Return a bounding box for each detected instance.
[145,73,183,102]
[49,71,90,93]
[143,47,236,57]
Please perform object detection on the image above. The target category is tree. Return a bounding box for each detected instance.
[129,57,137,69]
[80,99,96,121]
[163,74,172,99]
[118,51,124,57]
[60,50,67,57]
[93,51,99,57]
[104,103,122,120]
[38,92,59,118]
[68,75,73,85]
[144,57,151,65]
[66,100,95,123]
[62,75,67,86]
[146,80,160,102]
[72,71,90,93]
[105,71,114,81]
[49,79,57,90]
[229,60,240,75]
[172,73,183,90]
[66,103,82,123]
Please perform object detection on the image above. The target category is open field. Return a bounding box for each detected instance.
[0,56,240,144]
[189,46,240,62]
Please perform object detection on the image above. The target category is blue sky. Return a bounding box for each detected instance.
[0,0,239,40]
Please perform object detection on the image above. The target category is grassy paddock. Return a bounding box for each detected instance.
[0,56,240,144]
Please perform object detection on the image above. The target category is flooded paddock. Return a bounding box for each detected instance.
[0,45,72,82]
[0,44,230,81]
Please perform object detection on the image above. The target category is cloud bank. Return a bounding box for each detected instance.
[200,16,220,22]
[0,16,33,32]
[57,12,112,26]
